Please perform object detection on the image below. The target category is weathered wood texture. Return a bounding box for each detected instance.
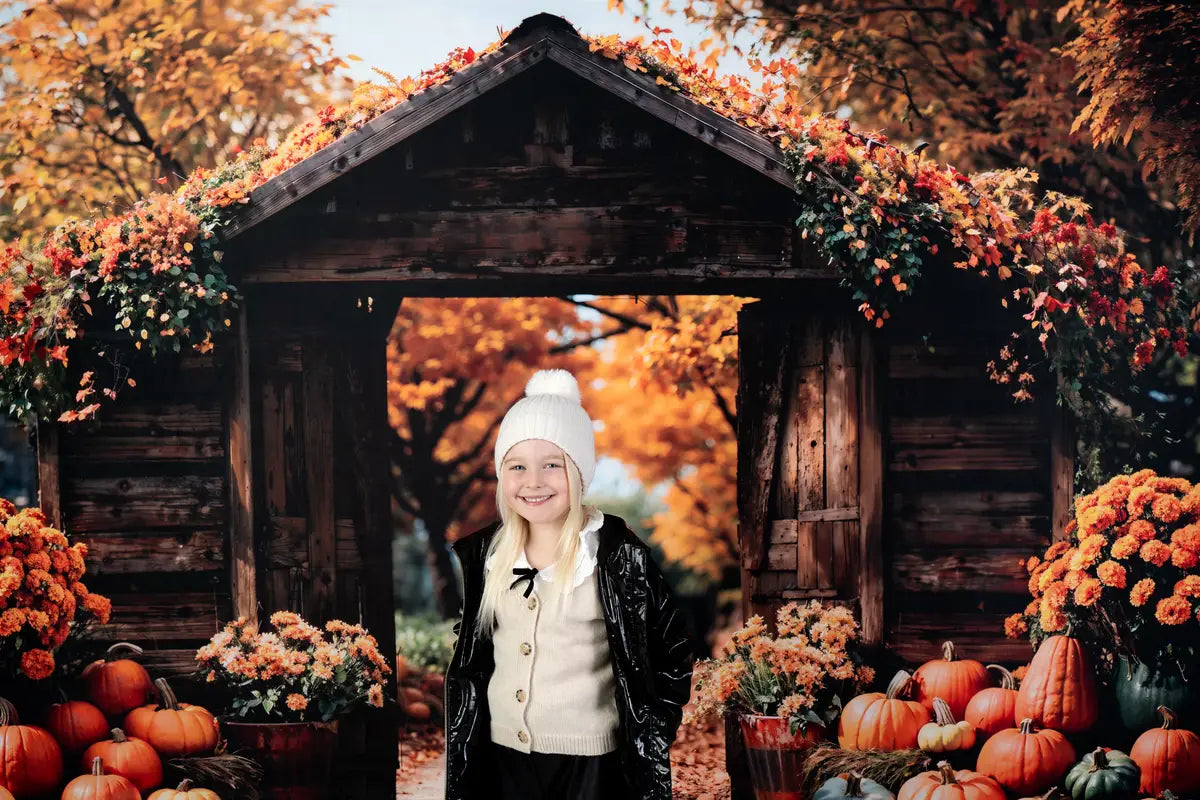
[229,61,820,293]
[249,289,400,796]
[881,272,1055,664]
[58,351,230,671]
[738,299,880,643]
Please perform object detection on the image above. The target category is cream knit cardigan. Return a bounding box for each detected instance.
[484,508,620,755]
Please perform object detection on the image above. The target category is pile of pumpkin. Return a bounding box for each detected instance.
[829,638,1199,800]
[0,643,226,800]
[395,653,444,726]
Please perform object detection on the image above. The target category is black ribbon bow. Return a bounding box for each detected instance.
[510,567,539,598]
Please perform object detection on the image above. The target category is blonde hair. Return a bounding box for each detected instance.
[474,449,590,639]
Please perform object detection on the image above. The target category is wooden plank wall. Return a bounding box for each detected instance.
[881,274,1052,665]
[57,351,230,674]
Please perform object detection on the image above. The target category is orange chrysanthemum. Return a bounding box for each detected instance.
[1140,540,1172,567]
[1175,576,1200,598]
[1097,560,1128,589]
[1111,535,1140,560]
[1155,596,1192,625]
[1130,578,1157,607]
[1074,578,1103,607]
[1129,519,1158,542]
[1153,494,1184,524]
[19,648,54,680]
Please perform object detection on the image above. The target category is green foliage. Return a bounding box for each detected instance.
[395,612,456,674]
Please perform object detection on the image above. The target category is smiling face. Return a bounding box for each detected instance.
[500,438,572,530]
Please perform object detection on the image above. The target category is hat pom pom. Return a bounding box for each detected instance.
[525,369,581,403]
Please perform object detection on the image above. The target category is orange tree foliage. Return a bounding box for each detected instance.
[1064,1,1200,233]
[0,0,350,246]
[584,296,742,582]
[386,297,600,615]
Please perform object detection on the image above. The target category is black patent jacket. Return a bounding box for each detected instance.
[443,513,694,800]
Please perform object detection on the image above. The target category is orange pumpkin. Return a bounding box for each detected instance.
[148,780,222,800]
[913,641,991,720]
[62,757,140,800]
[0,787,11,800]
[45,700,109,754]
[1130,706,1200,797]
[123,678,217,758]
[1014,635,1098,733]
[838,670,931,751]
[976,717,1075,796]
[82,727,163,792]
[0,696,64,796]
[964,664,1019,742]
[83,642,154,719]
[898,761,1006,800]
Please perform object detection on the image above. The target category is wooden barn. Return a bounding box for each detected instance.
[30,13,1071,795]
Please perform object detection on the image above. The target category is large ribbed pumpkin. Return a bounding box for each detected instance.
[123,678,217,758]
[83,642,154,719]
[45,700,109,755]
[1129,706,1200,797]
[964,664,1020,742]
[977,718,1076,796]
[148,780,222,800]
[1014,635,1099,733]
[913,641,992,720]
[898,761,1006,800]
[62,757,140,800]
[838,670,931,751]
[82,727,163,793]
[0,696,64,796]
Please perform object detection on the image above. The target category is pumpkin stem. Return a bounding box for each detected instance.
[1017,717,1036,734]
[91,756,105,776]
[1089,746,1108,771]
[1158,706,1177,729]
[845,772,863,797]
[931,697,956,725]
[985,664,1015,690]
[106,642,144,662]
[155,677,181,711]
[941,641,959,662]
[936,761,958,785]
[111,728,127,743]
[1038,787,1062,800]
[0,697,16,726]
[885,669,914,700]
[176,780,194,791]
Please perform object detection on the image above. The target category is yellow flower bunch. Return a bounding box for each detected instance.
[1006,470,1200,668]
[196,610,391,722]
[0,499,110,681]
[686,601,872,735]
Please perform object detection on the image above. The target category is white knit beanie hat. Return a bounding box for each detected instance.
[494,369,596,492]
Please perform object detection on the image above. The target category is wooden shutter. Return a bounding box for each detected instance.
[737,300,883,643]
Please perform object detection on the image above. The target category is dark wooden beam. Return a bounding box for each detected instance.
[302,339,336,623]
[228,303,258,626]
[858,327,884,647]
[1050,401,1075,542]
[36,419,61,528]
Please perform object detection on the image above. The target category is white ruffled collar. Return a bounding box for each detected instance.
[484,507,604,593]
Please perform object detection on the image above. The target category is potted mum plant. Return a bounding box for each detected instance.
[686,600,874,800]
[1005,469,1200,732]
[195,611,391,800]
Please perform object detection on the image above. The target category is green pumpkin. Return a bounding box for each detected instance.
[1114,657,1198,733]
[1064,747,1140,800]
[814,771,895,800]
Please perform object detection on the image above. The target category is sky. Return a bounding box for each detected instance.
[321,1,749,499]
[321,0,756,87]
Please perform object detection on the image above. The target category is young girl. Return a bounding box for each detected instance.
[443,369,694,800]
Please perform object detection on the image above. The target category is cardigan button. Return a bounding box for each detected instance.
[527,596,537,610]
[515,689,526,703]
[517,731,529,744]
[519,642,532,655]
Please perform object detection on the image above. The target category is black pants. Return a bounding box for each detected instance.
[486,740,631,799]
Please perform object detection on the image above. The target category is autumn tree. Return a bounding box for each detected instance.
[583,296,743,583]
[0,0,351,245]
[386,297,606,617]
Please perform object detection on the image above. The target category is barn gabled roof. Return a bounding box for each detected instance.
[223,12,793,240]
